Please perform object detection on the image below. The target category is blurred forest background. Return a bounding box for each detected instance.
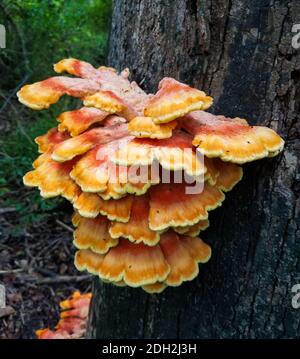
[0,0,111,228]
[0,0,112,338]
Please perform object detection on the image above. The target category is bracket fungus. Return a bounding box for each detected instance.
[36,291,91,339]
[19,58,284,293]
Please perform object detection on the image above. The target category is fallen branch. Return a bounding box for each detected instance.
[0,207,17,214]
[29,274,91,285]
[0,306,15,318]
[55,219,73,233]
[0,268,24,274]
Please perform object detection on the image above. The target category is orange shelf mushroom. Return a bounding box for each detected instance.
[144,77,213,123]
[128,116,178,139]
[72,213,118,254]
[112,131,206,178]
[57,107,110,136]
[149,181,225,231]
[19,58,284,294]
[36,291,91,339]
[74,231,211,288]
[183,111,284,163]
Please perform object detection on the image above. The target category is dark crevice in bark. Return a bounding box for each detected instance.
[187,0,198,17]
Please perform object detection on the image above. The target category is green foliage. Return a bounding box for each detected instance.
[1,0,112,87]
[0,113,62,232]
[0,0,112,228]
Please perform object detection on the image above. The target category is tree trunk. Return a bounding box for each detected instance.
[88,0,300,339]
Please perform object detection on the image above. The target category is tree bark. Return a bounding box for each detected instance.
[88,0,300,338]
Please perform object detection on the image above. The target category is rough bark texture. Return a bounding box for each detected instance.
[88,0,300,338]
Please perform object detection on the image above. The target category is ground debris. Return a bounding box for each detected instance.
[0,209,91,339]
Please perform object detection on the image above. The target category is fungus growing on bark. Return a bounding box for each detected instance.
[183,111,284,163]
[19,58,284,293]
[35,127,70,153]
[144,77,213,123]
[73,192,133,222]
[74,231,211,291]
[128,116,178,139]
[149,181,225,231]
[109,194,161,246]
[57,107,110,136]
[75,240,170,287]
[51,123,129,162]
[69,137,159,197]
[112,131,206,178]
[159,231,211,286]
[72,213,118,254]
[174,219,210,237]
[23,154,80,202]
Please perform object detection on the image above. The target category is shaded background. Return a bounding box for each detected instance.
[0,0,112,338]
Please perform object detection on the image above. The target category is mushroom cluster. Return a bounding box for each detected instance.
[36,291,91,339]
[18,59,284,293]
